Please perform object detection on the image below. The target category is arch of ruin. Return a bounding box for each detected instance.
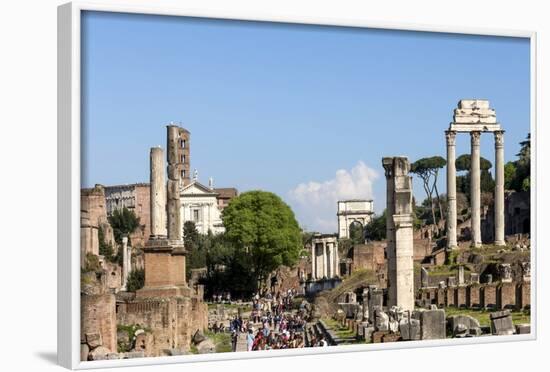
[446,99,505,248]
[337,199,374,239]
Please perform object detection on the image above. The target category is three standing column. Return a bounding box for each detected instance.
[445,131,457,249]
[494,131,506,245]
[470,131,482,247]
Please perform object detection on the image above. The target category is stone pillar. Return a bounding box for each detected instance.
[311,243,316,280]
[167,125,183,241]
[470,131,482,247]
[445,130,458,249]
[150,147,167,238]
[458,265,465,286]
[494,131,506,246]
[382,158,397,307]
[393,158,415,312]
[122,236,129,290]
[335,242,340,277]
[383,157,414,312]
[322,242,327,278]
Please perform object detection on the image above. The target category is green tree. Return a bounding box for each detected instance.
[510,133,530,191]
[365,211,386,241]
[410,156,447,230]
[126,269,145,292]
[222,190,302,290]
[98,225,114,259]
[504,162,517,190]
[108,207,140,244]
[183,221,200,251]
[455,154,493,172]
[349,221,365,245]
[455,154,494,202]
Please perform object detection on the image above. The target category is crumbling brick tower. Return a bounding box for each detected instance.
[174,126,191,187]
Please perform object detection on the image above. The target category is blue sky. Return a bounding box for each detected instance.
[81,11,530,233]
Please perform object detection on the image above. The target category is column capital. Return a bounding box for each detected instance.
[470,131,481,146]
[445,130,457,145]
[382,157,394,178]
[494,130,505,147]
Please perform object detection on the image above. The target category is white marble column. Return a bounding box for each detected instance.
[122,236,129,290]
[150,147,167,238]
[334,243,340,277]
[322,242,327,278]
[327,244,332,278]
[311,243,316,280]
[445,130,458,249]
[494,130,506,245]
[470,131,482,247]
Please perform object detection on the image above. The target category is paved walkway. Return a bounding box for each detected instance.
[235,332,248,352]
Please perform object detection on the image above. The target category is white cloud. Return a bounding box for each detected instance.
[287,161,379,233]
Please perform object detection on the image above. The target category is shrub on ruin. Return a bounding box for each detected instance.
[108,207,140,244]
[126,269,145,292]
[82,252,101,272]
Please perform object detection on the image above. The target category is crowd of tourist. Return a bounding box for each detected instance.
[224,289,329,351]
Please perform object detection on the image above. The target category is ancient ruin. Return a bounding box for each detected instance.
[310,234,340,280]
[80,100,530,360]
[383,156,414,312]
[446,99,505,248]
[337,200,374,239]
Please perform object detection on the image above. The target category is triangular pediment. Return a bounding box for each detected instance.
[181,181,218,196]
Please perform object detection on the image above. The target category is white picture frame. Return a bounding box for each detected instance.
[57,1,537,369]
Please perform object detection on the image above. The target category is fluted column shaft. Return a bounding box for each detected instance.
[494,131,505,245]
[470,131,482,247]
[445,131,457,249]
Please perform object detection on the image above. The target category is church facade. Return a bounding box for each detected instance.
[180,180,230,234]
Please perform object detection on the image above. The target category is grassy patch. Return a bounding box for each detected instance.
[444,307,530,327]
[323,318,356,339]
[320,269,376,303]
[204,331,232,353]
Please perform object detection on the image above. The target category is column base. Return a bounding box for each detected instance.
[471,242,482,248]
[494,240,506,246]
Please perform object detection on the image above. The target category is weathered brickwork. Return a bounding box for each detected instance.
[81,293,117,353]
[498,282,516,309]
[482,285,497,309]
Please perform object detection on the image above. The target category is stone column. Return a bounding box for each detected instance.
[167,125,183,241]
[122,236,129,290]
[470,131,482,247]
[322,242,327,278]
[150,147,167,238]
[494,131,506,246]
[326,244,331,278]
[392,157,415,312]
[382,158,397,307]
[445,130,458,249]
[335,242,340,277]
[311,243,316,280]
